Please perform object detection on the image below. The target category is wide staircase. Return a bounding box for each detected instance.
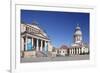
[36,51,47,57]
[36,51,52,57]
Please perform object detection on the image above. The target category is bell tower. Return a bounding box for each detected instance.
[74,24,82,44]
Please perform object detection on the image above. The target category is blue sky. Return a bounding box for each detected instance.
[21,10,89,48]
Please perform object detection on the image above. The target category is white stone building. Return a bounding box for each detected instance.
[58,45,68,56]
[69,24,89,55]
[21,22,53,58]
[51,45,69,57]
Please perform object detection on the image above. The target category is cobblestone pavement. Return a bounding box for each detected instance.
[21,55,89,63]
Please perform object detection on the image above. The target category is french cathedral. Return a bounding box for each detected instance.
[69,24,89,55]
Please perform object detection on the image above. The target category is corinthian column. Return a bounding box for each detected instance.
[36,39,39,51]
[79,48,80,55]
[25,36,28,51]
[40,40,43,51]
[73,48,75,55]
[21,37,24,51]
[32,38,34,50]
[76,48,79,55]
[45,41,48,52]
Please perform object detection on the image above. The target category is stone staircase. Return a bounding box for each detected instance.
[46,51,52,57]
[36,51,47,57]
[36,51,52,57]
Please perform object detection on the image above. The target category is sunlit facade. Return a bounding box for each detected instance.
[21,22,53,58]
[69,24,89,55]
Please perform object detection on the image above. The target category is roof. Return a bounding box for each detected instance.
[74,30,82,35]
[22,21,48,37]
[74,24,82,36]
[60,45,68,49]
[71,44,82,48]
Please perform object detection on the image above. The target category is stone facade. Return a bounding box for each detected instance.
[21,23,53,58]
[69,24,89,55]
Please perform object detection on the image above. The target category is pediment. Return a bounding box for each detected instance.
[36,32,48,39]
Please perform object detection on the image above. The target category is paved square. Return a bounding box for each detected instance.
[21,55,89,63]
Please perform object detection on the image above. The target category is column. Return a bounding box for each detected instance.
[75,48,76,55]
[71,49,72,55]
[36,39,39,51]
[44,41,46,51]
[70,49,72,55]
[81,47,84,54]
[76,48,79,55]
[73,48,74,55]
[79,48,80,55]
[72,49,73,55]
[32,38,34,50]
[25,36,28,51]
[40,40,43,51]
[69,49,71,55]
[80,48,82,54]
[73,48,75,55]
[44,41,48,51]
[21,37,24,51]
[74,48,76,55]
[46,42,48,51]
[72,48,74,55]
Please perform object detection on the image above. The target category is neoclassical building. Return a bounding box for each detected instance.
[69,24,89,55]
[21,23,89,58]
[21,22,53,57]
[58,45,69,56]
[52,24,89,56]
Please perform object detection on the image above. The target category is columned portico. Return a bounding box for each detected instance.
[69,47,83,55]
[23,36,49,52]
[21,23,51,58]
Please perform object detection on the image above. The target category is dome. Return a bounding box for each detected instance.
[74,24,82,36]
[31,21,41,30]
[27,23,48,37]
[32,22,48,36]
[74,30,82,35]
[76,26,80,30]
[33,24,41,30]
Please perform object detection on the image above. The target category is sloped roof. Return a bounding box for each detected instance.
[60,45,68,49]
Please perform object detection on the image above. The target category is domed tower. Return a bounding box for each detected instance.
[74,24,82,44]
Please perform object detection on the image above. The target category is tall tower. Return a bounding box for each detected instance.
[74,24,82,44]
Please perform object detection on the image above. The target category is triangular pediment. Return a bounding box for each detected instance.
[36,32,48,39]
